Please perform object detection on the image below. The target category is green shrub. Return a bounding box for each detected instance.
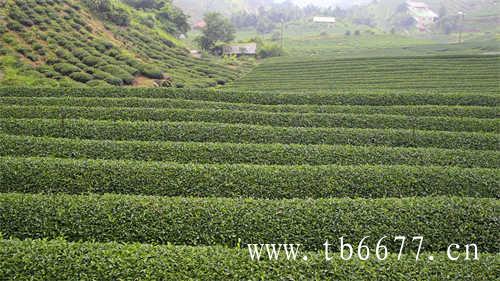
[0,239,497,280]
[257,43,284,58]
[100,65,135,85]
[72,48,89,60]
[26,53,39,62]
[0,118,495,150]
[105,76,124,86]
[0,193,497,252]
[75,62,87,69]
[6,21,23,32]
[105,7,130,26]
[139,65,163,79]
[82,55,101,66]
[69,72,93,83]
[0,156,496,199]
[2,35,15,44]
[91,69,114,80]
[53,63,80,75]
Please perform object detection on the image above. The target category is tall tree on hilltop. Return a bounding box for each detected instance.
[196,12,235,54]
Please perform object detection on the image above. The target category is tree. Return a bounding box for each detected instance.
[157,5,190,35]
[84,0,112,12]
[83,0,130,26]
[197,13,235,54]
[256,17,276,34]
[123,0,167,10]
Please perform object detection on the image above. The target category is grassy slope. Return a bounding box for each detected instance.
[0,0,243,87]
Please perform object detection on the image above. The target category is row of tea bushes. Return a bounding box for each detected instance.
[0,118,496,150]
[0,193,497,252]
[1,96,496,118]
[1,105,497,132]
[0,156,497,198]
[1,134,497,168]
[0,238,497,280]
[0,87,498,106]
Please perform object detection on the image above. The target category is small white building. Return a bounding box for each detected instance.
[313,17,336,28]
[222,43,257,56]
[313,17,337,24]
[406,1,439,31]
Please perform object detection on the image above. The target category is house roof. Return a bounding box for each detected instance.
[194,20,206,29]
[407,1,439,18]
[313,17,336,23]
[223,43,257,55]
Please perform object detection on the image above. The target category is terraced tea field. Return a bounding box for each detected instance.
[0,85,498,279]
[229,55,500,92]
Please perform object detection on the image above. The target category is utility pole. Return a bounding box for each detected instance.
[281,20,285,50]
[457,11,465,44]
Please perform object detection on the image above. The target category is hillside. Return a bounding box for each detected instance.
[0,0,242,87]
[351,0,500,33]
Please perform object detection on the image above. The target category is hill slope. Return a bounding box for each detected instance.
[351,0,499,32]
[0,0,241,87]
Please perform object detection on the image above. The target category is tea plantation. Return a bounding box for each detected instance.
[0,81,498,278]
[229,55,500,92]
[0,0,243,87]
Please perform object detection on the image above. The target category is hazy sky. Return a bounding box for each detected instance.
[274,0,374,8]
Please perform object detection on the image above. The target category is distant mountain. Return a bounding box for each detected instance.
[174,0,376,21]
[282,0,374,8]
[173,0,268,21]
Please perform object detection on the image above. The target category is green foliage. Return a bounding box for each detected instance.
[157,5,190,35]
[99,65,135,85]
[83,0,130,26]
[86,79,110,87]
[1,96,496,119]
[83,0,112,12]
[1,134,497,168]
[0,155,497,198]
[53,63,80,75]
[0,87,495,107]
[0,193,497,252]
[82,56,101,66]
[0,73,496,278]
[230,55,500,91]
[123,0,166,9]
[0,0,240,88]
[0,118,496,151]
[0,105,497,133]
[69,72,94,83]
[1,239,497,280]
[139,65,164,79]
[6,22,23,32]
[257,43,284,58]
[197,13,236,54]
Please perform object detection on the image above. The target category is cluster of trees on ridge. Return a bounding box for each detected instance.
[83,0,190,36]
